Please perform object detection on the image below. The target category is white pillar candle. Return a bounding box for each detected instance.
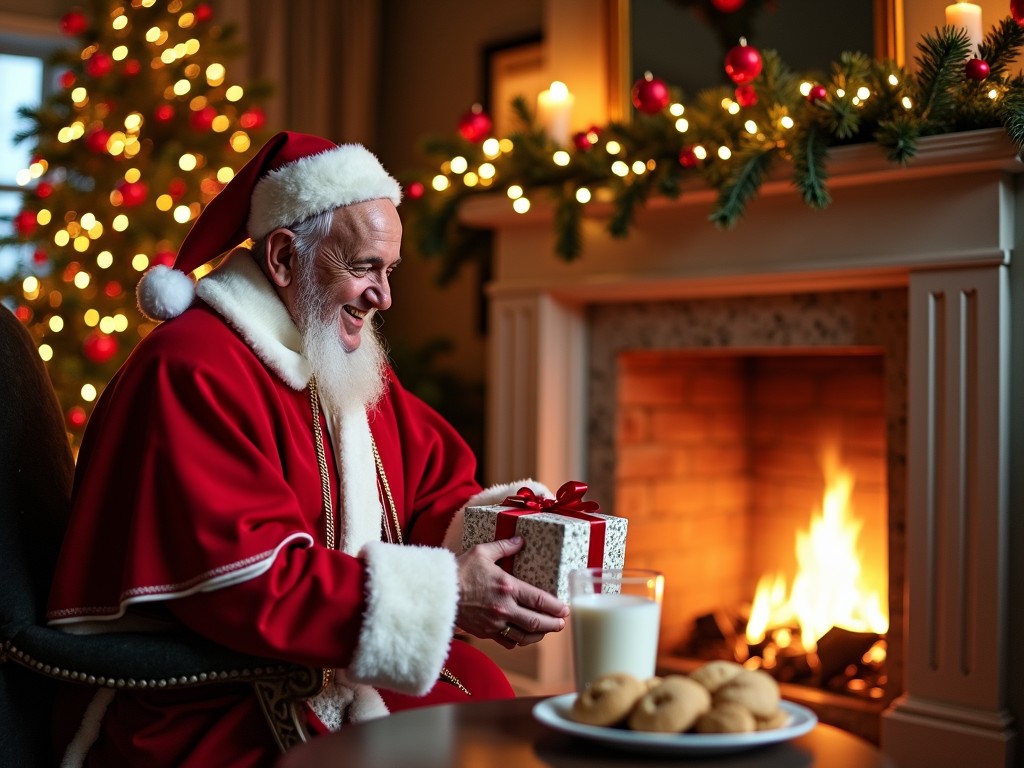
[945,1,984,54]
[537,81,574,147]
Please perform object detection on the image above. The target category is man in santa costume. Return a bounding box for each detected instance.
[46,131,569,766]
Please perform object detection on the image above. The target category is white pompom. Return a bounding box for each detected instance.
[136,264,196,321]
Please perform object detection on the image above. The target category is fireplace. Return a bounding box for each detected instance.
[465,128,1018,767]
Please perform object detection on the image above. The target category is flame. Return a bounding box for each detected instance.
[745,448,888,652]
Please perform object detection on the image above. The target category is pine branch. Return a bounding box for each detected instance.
[875,114,921,164]
[978,17,1024,81]
[912,26,972,126]
[709,147,777,228]
[792,125,831,208]
[997,74,1024,154]
[553,192,583,260]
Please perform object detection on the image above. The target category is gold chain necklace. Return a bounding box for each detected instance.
[308,378,469,697]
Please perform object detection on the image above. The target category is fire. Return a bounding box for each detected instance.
[745,448,888,652]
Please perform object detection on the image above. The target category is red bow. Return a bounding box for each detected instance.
[495,481,605,575]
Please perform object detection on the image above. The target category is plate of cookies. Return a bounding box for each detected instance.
[532,661,817,756]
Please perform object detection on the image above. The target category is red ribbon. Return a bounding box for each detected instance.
[494,481,605,575]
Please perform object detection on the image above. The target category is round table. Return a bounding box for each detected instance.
[275,696,895,768]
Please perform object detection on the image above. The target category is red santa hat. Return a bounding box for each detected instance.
[137,131,402,321]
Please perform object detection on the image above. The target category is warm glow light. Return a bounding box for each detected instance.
[506,185,523,199]
[727,102,741,115]
[112,15,128,30]
[575,187,591,204]
[463,172,479,187]
[229,132,250,153]
[799,82,813,96]
[717,146,732,160]
[988,88,1000,100]
[482,138,500,158]
[179,153,198,171]
[211,115,230,132]
[96,251,113,269]
[173,79,191,96]
[39,344,53,362]
[450,156,468,174]
[73,271,90,288]
[604,140,621,155]
[478,162,495,179]
[431,175,450,192]
[73,236,90,253]
[112,45,128,61]
[38,210,52,225]
[693,145,707,160]
[631,160,646,174]
[48,315,64,332]
[857,86,871,100]
[745,447,889,652]
[72,87,88,104]
[511,197,530,214]
[99,316,116,334]
[113,314,129,332]
[498,138,514,153]
[901,96,913,109]
[675,117,689,132]
[22,276,40,298]
[780,116,795,129]
[172,205,192,223]
[744,120,758,134]
[669,103,684,117]
[112,215,129,231]
[54,231,70,247]
[888,74,899,86]
[611,160,629,177]
[84,309,99,326]
[226,85,244,101]
[553,150,570,166]
[145,26,163,43]
[81,384,98,402]
[131,253,150,271]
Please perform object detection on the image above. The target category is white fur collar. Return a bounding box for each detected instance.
[195,249,311,389]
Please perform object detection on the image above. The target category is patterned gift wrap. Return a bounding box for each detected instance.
[461,482,627,602]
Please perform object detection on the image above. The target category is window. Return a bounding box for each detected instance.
[0,20,65,279]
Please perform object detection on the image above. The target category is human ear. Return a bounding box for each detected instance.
[264,228,296,288]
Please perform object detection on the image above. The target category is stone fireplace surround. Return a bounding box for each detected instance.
[462,129,1019,767]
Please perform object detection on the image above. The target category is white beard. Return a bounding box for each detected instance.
[294,271,387,416]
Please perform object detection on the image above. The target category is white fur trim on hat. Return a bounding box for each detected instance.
[248,144,402,240]
[136,264,196,321]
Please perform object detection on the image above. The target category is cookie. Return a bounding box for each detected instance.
[756,707,790,730]
[569,673,646,727]
[713,668,781,718]
[689,660,745,693]
[627,675,711,733]
[694,701,757,733]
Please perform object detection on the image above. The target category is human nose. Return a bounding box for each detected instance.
[367,273,391,310]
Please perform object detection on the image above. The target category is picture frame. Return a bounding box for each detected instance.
[481,32,546,138]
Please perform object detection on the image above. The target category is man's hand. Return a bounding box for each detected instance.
[455,536,569,649]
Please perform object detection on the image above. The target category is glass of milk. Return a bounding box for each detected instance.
[569,568,665,691]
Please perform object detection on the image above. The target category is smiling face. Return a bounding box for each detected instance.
[271,198,402,354]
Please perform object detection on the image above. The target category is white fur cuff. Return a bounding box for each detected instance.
[346,542,457,695]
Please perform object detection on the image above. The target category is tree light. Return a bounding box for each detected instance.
[512,197,530,214]
[81,384,98,402]
[605,141,621,155]
[431,175,450,192]
[553,150,570,166]
[450,156,468,174]
[507,185,523,199]
[718,146,732,160]
[576,187,592,204]
[611,160,629,177]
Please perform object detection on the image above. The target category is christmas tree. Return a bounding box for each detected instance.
[0,0,270,446]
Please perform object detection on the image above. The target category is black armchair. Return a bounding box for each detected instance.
[0,306,318,766]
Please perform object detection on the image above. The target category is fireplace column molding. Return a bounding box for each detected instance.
[881,264,1015,766]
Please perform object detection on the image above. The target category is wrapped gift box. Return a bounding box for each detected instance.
[461,483,627,602]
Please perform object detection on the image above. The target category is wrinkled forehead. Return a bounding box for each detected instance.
[327,199,403,250]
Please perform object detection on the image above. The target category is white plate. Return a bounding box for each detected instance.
[532,694,817,756]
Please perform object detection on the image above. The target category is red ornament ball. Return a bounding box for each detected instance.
[154,103,175,123]
[14,305,31,322]
[123,58,141,76]
[13,210,38,237]
[59,70,76,89]
[167,178,187,199]
[965,58,991,80]
[66,406,88,430]
[36,181,53,199]
[32,249,48,265]
[103,280,123,298]
[116,179,148,207]
[60,10,88,36]
[406,181,425,200]
[457,105,492,143]
[807,84,828,103]
[631,72,671,114]
[735,83,758,107]
[194,3,213,22]
[573,125,602,151]
[190,105,217,132]
[724,40,763,85]
[82,331,118,365]
[711,0,746,11]
[85,51,113,78]
[678,147,700,169]
[152,250,176,268]
[240,107,266,130]
[1013,0,1024,25]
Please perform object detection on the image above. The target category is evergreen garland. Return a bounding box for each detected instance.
[403,18,1024,280]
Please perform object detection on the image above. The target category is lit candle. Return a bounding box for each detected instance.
[537,81,574,147]
[945,1,983,54]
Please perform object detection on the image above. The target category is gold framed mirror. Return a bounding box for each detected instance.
[607,0,904,121]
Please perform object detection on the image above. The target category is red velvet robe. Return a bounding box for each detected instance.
[47,252,524,767]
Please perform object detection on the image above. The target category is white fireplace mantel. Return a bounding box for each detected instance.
[465,128,1020,767]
